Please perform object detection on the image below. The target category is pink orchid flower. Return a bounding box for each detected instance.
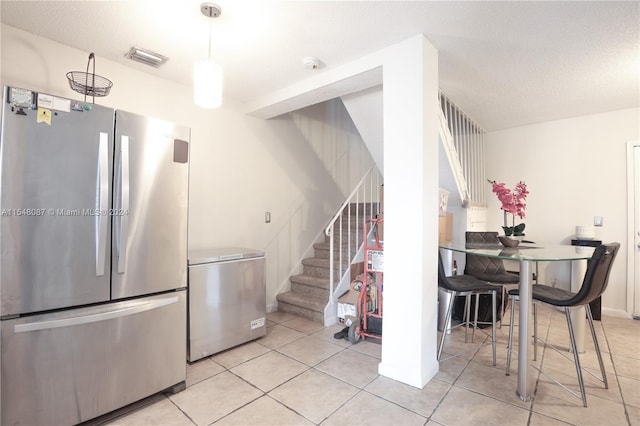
[488,179,529,236]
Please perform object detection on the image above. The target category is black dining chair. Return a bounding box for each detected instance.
[505,242,620,407]
[464,232,521,324]
[438,251,499,366]
[464,231,521,284]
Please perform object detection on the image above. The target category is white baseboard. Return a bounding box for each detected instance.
[601,307,634,319]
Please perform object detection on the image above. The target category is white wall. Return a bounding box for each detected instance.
[341,86,384,174]
[0,24,373,312]
[485,108,640,316]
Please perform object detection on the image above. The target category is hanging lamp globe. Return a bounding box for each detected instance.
[194,59,223,108]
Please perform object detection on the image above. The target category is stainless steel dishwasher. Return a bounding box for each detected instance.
[187,248,266,362]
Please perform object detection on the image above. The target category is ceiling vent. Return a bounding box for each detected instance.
[125,47,168,68]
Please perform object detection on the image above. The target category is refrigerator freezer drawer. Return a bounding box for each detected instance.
[1,291,186,425]
[188,256,266,362]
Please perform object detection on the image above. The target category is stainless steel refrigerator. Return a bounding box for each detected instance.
[0,86,190,425]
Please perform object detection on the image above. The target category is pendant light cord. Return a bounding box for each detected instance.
[208,17,212,60]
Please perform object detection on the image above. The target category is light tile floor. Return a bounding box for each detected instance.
[99,305,639,426]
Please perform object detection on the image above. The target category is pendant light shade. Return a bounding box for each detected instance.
[194,3,223,109]
[194,58,223,108]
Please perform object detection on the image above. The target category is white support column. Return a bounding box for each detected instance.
[377,35,439,387]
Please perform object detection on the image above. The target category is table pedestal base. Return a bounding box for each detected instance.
[570,260,588,353]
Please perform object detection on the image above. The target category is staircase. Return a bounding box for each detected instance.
[276,203,374,323]
[275,93,483,324]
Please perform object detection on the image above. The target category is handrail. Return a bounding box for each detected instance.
[438,105,471,207]
[439,91,484,206]
[325,165,382,302]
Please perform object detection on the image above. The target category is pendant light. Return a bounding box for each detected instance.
[194,3,223,108]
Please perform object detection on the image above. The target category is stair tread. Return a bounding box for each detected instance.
[290,274,330,288]
[277,292,326,312]
[302,257,330,267]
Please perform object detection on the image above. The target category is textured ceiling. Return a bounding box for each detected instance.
[1,0,638,131]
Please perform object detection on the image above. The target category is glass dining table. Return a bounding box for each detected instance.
[438,242,595,402]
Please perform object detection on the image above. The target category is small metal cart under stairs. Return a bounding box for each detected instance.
[349,218,383,343]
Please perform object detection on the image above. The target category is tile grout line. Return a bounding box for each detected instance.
[212,352,315,424]
[265,317,394,424]
[184,317,324,426]
[600,319,633,426]
[222,317,379,424]
[166,394,199,426]
[526,311,550,426]
[431,330,484,424]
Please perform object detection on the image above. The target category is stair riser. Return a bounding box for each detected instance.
[335,219,377,229]
[277,301,324,323]
[289,274,330,289]
[342,203,379,214]
[321,256,357,269]
[326,224,364,233]
[291,282,329,299]
[303,265,334,279]
[324,238,364,248]
[335,237,363,248]
[302,257,350,267]
[314,247,358,260]
[335,220,366,230]
[314,247,329,259]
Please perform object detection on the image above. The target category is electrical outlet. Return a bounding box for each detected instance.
[594,216,603,227]
[551,278,557,288]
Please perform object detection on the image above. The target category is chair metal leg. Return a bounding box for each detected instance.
[464,294,471,343]
[491,290,497,366]
[565,307,588,407]
[506,295,516,375]
[499,286,506,329]
[472,293,480,343]
[438,291,456,361]
[533,302,538,361]
[586,304,608,389]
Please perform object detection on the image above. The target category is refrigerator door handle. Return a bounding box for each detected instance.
[96,132,109,276]
[117,135,130,273]
[13,295,179,333]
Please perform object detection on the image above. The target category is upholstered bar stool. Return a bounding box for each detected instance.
[505,243,620,407]
[437,251,499,366]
